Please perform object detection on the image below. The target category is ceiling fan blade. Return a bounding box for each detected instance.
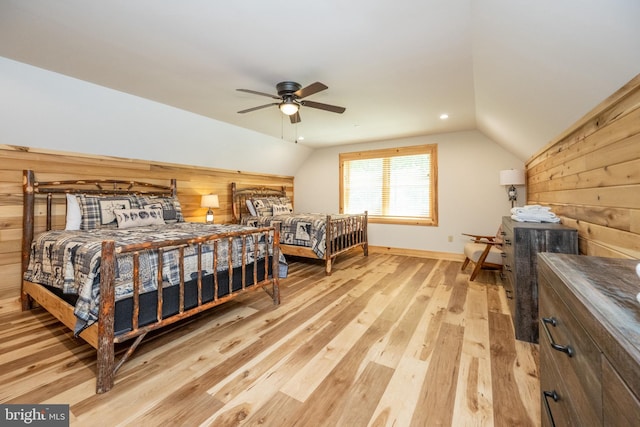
[236,88,281,100]
[289,111,301,124]
[301,100,346,114]
[294,82,328,99]
[237,103,278,114]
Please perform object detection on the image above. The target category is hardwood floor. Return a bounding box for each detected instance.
[0,253,539,426]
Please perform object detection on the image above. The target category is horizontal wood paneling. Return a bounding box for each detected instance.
[0,144,293,313]
[526,73,640,260]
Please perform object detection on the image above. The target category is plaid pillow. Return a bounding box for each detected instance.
[137,196,184,223]
[76,195,140,230]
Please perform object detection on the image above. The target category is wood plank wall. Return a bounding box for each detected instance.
[526,73,640,259]
[0,144,294,313]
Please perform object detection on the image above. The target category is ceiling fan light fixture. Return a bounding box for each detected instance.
[279,99,299,116]
[238,81,344,122]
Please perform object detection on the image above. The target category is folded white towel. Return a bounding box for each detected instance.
[511,213,560,223]
[511,205,552,215]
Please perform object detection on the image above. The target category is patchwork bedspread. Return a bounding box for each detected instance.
[24,223,287,333]
[242,213,356,259]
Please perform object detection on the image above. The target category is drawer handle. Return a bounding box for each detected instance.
[541,317,574,357]
[505,289,513,300]
[542,390,559,427]
[504,239,512,245]
[503,264,512,272]
[501,252,506,258]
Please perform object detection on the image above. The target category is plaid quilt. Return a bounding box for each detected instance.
[242,213,356,259]
[23,223,287,333]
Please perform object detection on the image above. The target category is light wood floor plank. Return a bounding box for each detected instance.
[452,280,494,426]
[489,311,536,426]
[0,253,540,426]
[410,322,465,427]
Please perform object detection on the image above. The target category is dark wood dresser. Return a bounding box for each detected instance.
[538,253,640,426]
[501,217,578,343]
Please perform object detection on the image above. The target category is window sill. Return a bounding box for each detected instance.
[368,216,438,226]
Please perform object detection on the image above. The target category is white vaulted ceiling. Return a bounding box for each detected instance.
[0,0,638,160]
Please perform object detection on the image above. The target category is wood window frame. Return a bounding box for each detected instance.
[339,144,438,226]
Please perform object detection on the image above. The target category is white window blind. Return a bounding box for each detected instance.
[340,144,438,226]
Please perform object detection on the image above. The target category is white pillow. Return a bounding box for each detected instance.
[272,204,291,216]
[113,207,165,229]
[246,199,258,216]
[65,194,82,230]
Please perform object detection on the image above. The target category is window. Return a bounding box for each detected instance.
[340,144,438,226]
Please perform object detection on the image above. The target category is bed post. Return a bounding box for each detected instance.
[363,211,369,256]
[170,179,177,198]
[231,182,239,223]
[325,214,333,275]
[21,170,35,310]
[271,222,281,305]
[96,240,116,393]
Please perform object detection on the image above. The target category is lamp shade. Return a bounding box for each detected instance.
[279,101,299,116]
[200,194,219,208]
[499,169,525,186]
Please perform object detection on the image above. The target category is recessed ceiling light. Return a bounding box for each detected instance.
[298,136,304,140]
[439,113,449,120]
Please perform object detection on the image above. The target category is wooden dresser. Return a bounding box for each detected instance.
[501,217,578,343]
[538,253,640,426]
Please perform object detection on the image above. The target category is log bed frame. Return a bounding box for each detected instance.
[21,170,281,393]
[231,182,368,275]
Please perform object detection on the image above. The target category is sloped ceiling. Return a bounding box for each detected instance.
[0,1,638,160]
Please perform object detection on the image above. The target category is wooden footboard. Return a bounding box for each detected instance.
[323,212,368,275]
[270,213,368,275]
[94,226,281,393]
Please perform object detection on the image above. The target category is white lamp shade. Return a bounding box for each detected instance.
[499,169,525,186]
[279,101,299,116]
[201,194,219,208]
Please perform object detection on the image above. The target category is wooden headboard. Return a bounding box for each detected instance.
[21,169,177,282]
[231,182,287,223]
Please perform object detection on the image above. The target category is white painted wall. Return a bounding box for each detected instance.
[0,57,312,176]
[294,131,524,255]
[1,57,525,256]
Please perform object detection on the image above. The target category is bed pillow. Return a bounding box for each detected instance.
[76,195,140,230]
[272,204,291,216]
[279,196,294,213]
[137,196,184,223]
[251,197,281,217]
[65,194,82,230]
[113,207,165,229]
[246,199,258,216]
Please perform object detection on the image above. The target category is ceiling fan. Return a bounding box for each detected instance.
[236,81,346,124]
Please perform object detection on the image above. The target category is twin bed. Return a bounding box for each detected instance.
[231,182,368,275]
[20,172,368,393]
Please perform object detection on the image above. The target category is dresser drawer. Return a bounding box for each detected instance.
[502,270,515,316]
[539,276,602,424]
[602,356,640,426]
[540,344,575,427]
